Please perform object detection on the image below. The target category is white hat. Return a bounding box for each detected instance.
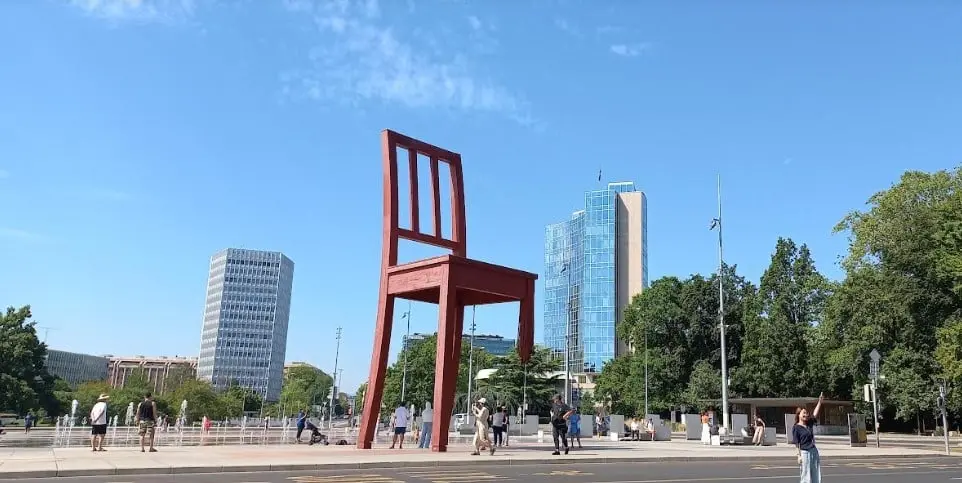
[477,398,487,404]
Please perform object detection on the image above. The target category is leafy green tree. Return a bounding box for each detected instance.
[0,306,56,414]
[736,238,831,398]
[681,360,722,409]
[165,379,225,423]
[278,366,333,417]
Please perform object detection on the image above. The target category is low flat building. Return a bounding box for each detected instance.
[107,355,198,395]
[45,349,109,386]
[403,332,517,356]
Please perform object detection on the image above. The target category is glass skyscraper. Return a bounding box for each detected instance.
[197,248,294,402]
[544,182,648,375]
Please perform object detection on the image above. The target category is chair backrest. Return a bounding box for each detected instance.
[381,129,467,268]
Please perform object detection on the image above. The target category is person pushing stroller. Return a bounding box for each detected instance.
[304,419,329,446]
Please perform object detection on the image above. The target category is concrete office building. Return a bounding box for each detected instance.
[44,349,109,386]
[197,248,294,402]
[107,355,198,395]
[544,181,648,378]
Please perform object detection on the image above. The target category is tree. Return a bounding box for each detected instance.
[681,360,722,409]
[164,379,224,423]
[479,346,561,416]
[278,366,333,418]
[829,168,962,428]
[736,238,831,398]
[0,306,56,414]
[607,267,754,414]
[380,334,496,414]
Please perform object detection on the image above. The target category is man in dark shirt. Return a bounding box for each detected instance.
[549,394,575,455]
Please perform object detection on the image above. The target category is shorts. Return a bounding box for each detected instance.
[138,420,156,436]
[394,427,407,435]
[91,424,107,436]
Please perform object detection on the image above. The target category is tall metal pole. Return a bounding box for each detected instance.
[522,363,528,415]
[401,302,412,403]
[644,327,649,417]
[466,306,477,412]
[871,376,880,448]
[564,261,572,405]
[329,326,342,429]
[939,381,950,455]
[713,175,730,431]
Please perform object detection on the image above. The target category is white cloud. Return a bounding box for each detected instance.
[68,0,197,22]
[467,15,482,31]
[610,43,652,57]
[282,0,533,125]
[554,17,581,37]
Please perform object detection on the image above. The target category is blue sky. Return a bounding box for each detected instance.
[1,0,960,392]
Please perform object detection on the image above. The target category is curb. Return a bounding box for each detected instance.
[1,452,954,479]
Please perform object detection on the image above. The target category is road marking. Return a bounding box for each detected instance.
[532,469,593,476]
[287,476,402,483]
[402,469,511,482]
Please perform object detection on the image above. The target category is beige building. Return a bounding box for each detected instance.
[107,355,198,395]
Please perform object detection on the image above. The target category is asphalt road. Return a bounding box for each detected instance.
[5,458,962,483]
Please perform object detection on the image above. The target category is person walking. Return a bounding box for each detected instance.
[792,393,825,483]
[89,394,109,452]
[752,414,766,446]
[418,401,434,449]
[492,406,505,447]
[568,409,583,449]
[23,413,33,434]
[135,392,158,453]
[549,394,574,455]
[389,401,409,449]
[700,412,711,445]
[501,407,510,447]
[295,409,307,443]
[471,398,494,455]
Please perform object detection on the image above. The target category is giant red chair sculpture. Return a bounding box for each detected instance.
[357,130,537,452]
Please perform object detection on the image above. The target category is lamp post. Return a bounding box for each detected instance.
[329,326,342,429]
[466,306,477,412]
[938,380,950,455]
[401,302,412,403]
[709,175,730,432]
[868,349,882,448]
[561,261,572,405]
[644,325,649,418]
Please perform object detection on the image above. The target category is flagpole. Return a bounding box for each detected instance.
[714,176,730,432]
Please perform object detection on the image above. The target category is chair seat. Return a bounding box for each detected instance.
[386,255,537,306]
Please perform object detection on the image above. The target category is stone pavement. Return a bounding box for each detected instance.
[0,439,949,479]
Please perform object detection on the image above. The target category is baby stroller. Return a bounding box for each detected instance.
[305,420,329,446]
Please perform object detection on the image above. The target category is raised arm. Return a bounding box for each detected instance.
[813,392,824,419]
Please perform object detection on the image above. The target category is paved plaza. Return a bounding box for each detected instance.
[0,437,950,479]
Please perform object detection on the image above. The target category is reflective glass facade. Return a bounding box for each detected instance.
[544,182,647,374]
[197,248,294,402]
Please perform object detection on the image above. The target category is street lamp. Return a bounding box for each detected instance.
[466,306,477,412]
[644,324,649,418]
[401,302,412,403]
[709,175,730,432]
[560,261,572,405]
[329,327,342,429]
